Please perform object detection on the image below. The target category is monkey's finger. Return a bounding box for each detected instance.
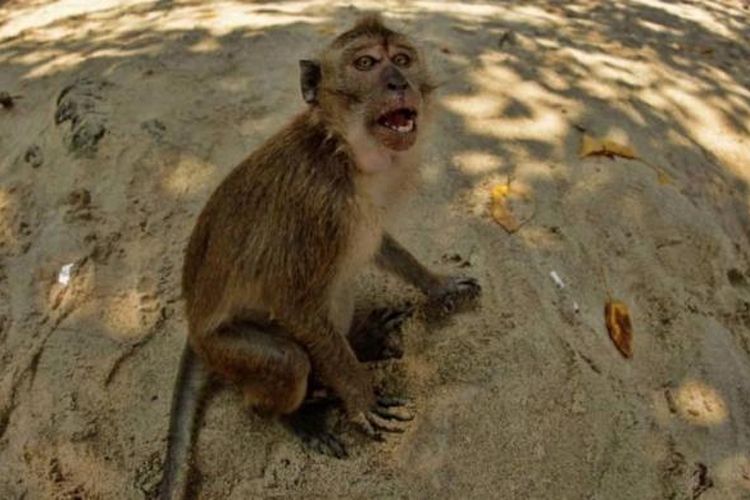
[307,436,328,455]
[383,312,411,331]
[299,430,348,459]
[382,308,408,322]
[366,411,407,433]
[370,307,413,333]
[396,305,416,320]
[374,404,414,422]
[351,413,384,441]
[376,396,408,407]
[300,433,326,454]
[442,297,456,314]
[321,433,348,459]
[455,277,482,297]
[381,346,404,360]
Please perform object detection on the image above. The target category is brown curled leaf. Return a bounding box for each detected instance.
[580,134,638,160]
[580,134,671,185]
[605,299,633,358]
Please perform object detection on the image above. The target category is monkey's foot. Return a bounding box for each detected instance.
[425,276,481,319]
[285,399,348,459]
[349,307,412,362]
[351,396,414,441]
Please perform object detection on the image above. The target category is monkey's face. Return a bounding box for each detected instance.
[304,29,434,153]
[343,41,426,151]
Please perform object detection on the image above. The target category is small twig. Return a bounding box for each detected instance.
[104,331,157,385]
[597,261,613,301]
[0,301,75,438]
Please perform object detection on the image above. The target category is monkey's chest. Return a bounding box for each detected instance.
[345,207,384,273]
[327,210,382,334]
[338,165,417,278]
[358,164,418,219]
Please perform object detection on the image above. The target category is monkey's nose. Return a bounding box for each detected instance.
[383,66,409,91]
[387,79,409,91]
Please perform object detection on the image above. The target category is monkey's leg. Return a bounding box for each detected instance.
[197,321,351,458]
[197,321,311,416]
[376,232,481,317]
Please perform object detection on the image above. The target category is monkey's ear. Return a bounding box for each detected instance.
[299,59,321,105]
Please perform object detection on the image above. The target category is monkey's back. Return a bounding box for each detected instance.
[182,111,358,334]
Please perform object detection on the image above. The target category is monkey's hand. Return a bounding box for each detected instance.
[350,396,414,441]
[426,275,482,318]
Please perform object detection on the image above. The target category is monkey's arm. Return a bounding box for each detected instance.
[375,232,481,315]
[303,316,372,408]
[375,233,441,293]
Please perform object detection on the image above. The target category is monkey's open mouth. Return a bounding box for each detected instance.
[377,107,417,134]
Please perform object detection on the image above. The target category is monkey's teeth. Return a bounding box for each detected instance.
[388,120,415,133]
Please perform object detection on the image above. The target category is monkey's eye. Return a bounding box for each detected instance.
[392,53,412,67]
[353,55,377,71]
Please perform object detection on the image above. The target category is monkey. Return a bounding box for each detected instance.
[158,15,481,500]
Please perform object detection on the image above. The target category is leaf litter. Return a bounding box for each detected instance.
[599,265,634,359]
[604,299,634,358]
[579,133,672,185]
[489,178,535,233]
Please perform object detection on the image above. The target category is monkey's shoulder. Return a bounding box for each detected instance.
[183,113,359,296]
[220,113,356,208]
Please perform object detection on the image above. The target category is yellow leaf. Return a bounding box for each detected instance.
[491,199,519,232]
[491,184,510,200]
[489,181,534,233]
[604,299,633,358]
[580,134,604,157]
[580,134,638,159]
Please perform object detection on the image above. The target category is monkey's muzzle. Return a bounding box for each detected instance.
[373,107,419,151]
[377,107,417,134]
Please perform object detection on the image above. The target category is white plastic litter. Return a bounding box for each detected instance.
[58,263,74,286]
[550,270,565,289]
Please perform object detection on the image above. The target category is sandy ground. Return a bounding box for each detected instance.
[1,0,750,498]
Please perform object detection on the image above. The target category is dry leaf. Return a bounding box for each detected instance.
[580,134,672,185]
[490,184,519,232]
[489,182,534,233]
[580,134,638,159]
[490,180,536,233]
[604,299,633,358]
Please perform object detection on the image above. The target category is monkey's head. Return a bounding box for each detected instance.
[300,15,435,152]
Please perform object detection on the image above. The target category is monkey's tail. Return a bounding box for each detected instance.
[158,344,209,500]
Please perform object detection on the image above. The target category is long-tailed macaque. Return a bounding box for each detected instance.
[159,15,481,499]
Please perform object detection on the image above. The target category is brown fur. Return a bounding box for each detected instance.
[182,16,436,418]
[159,16,479,499]
[331,15,397,48]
